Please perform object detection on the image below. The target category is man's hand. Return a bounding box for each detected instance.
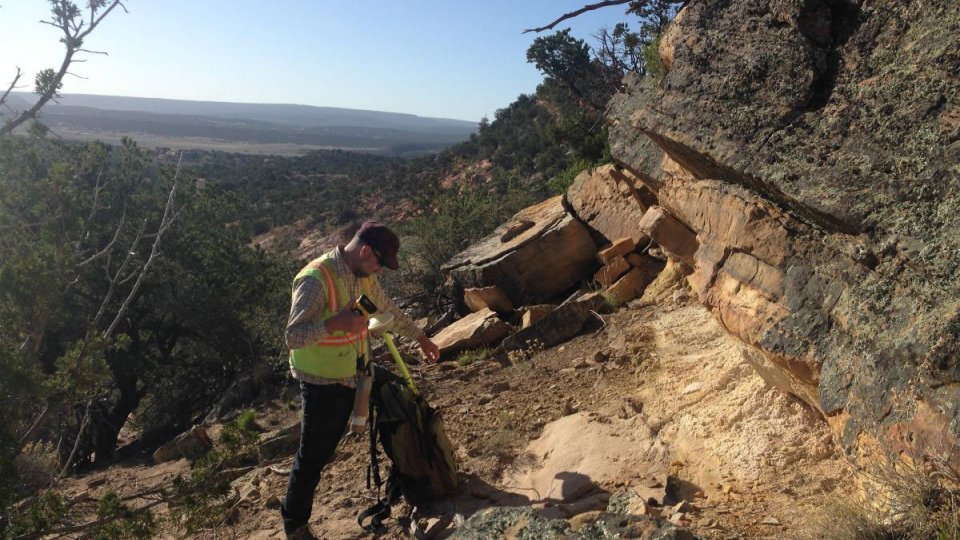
[416,335,440,364]
[324,301,367,335]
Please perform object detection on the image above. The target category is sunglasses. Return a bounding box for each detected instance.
[369,246,386,268]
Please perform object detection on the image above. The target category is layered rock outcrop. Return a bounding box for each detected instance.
[566,164,654,245]
[440,180,664,360]
[608,0,960,465]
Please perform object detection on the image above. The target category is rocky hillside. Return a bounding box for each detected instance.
[60,299,848,540]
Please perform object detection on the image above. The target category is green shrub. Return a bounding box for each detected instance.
[546,159,593,195]
[642,34,663,80]
[219,410,260,455]
[170,410,261,533]
[92,492,157,540]
[4,491,65,539]
[456,348,492,367]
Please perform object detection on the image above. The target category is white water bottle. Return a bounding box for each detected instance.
[349,373,373,435]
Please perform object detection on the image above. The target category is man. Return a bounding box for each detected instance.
[281,222,440,540]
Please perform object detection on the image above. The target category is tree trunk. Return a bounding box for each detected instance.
[92,348,141,465]
[90,397,138,465]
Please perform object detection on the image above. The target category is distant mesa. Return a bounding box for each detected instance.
[8,92,478,156]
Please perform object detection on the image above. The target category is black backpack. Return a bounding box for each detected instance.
[358,369,458,531]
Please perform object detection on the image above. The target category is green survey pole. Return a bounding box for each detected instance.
[383,331,419,395]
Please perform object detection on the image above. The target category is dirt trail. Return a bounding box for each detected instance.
[62,298,852,539]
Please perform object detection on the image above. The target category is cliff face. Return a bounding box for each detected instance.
[608,0,960,464]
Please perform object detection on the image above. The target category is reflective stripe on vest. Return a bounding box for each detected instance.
[312,261,368,346]
[288,256,369,380]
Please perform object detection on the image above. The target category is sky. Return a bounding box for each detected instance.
[0,1,635,122]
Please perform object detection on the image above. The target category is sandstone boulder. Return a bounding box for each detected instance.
[657,3,687,76]
[444,196,598,309]
[593,255,631,288]
[597,237,636,264]
[463,285,514,314]
[153,425,212,464]
[504,412,669,506]
[566,164,650,245]
[606,263,663,306]
[637,206,698,266]
[501,293,605,352]
[521,304,556,329]
[433,308,513,359]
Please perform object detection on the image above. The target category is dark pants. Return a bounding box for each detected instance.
[280,381,354,533]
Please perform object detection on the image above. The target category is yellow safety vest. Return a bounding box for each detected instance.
[288,256,370,380]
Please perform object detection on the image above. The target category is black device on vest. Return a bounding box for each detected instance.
[352,294,378,317]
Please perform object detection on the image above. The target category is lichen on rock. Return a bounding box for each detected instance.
[607,0,960,467]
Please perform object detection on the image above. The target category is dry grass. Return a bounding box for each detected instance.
[14,442,60,491]
[803,453,960,540]
[475,411,525,467]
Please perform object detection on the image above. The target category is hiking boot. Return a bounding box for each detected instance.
[285,525,318,540]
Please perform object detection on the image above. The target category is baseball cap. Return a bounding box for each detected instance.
[357,221,400,270]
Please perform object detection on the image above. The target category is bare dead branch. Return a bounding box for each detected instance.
[103,153,183,339]
[93,216,144,329]
[523,0,632,33]
[119,486,167,502]
[0,67,23,113]
[54,399,92,483]
[78,0,128,40]
[117,266,142,285]
[75,48,109,56]
[78,240,114,268]
[425,307,456,337]
[78,207,125,267]
[589,310,607,335]
[16,406,50,453]
[1,0,126,136]
[79,168,106,244]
